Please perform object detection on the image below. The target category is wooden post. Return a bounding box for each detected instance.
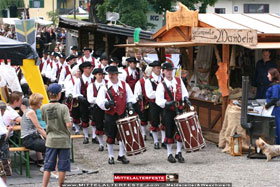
[221,44,230,123]
[159,48,166,62]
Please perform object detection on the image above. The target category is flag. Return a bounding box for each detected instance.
[15,19,36,50]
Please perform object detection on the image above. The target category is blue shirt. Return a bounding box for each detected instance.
[36,109,46,130]
[253,60,277,99]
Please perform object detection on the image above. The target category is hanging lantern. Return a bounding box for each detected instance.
[230,132,242,156]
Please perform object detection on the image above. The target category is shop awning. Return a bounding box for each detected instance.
[242,42,280,49]
[115,41,209,48]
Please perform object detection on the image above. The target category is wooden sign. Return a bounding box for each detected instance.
[166,2,198,31]
[192,27,258,46]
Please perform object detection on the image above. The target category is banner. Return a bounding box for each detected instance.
[15,19,36,50]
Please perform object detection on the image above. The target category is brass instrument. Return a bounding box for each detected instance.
[72,98,79,108]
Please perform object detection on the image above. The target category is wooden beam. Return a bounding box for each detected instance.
[175,27,188,41]
[221,44,230,124]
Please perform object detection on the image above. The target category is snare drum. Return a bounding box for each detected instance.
[116,115,146,156]
[175,112,206,152]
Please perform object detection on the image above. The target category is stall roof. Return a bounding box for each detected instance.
[59,17,153,40]
[153,13,280,39]
[115,41,208,48]
[200,14,280,34]
[242,42,280,49]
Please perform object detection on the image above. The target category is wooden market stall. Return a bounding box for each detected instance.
[116,3,280,135]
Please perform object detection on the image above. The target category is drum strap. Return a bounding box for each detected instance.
[163,81,179,115]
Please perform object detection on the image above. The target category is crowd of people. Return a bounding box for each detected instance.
[0,44,195,186]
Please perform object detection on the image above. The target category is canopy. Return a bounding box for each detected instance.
[35,19,53,26]
[0,36,38,65]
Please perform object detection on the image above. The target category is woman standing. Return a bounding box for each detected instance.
[265,68,280,144]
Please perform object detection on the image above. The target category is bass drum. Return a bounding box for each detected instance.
[175,112,206,152]
[116,115,146,156]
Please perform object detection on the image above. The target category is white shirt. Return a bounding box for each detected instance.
[155,77,189,109]
[127,66,137,79]
[145,72,162,100]
[134,77,148,100]
[41,57,49,76]
[46,60,59,82]
[96,80,136,111]
[65,76,78,97]
[2,106,20,127]
[78,56,95,66]
[0,112,8,135]
[87,79,106,104]
[58,63,71,86]
[73,74,94,98]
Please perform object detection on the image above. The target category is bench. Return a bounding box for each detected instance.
[70,134,84,162]
[9,147,30,178]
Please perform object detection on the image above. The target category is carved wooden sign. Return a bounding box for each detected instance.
[166,2,198,31]
[192,27,258,46]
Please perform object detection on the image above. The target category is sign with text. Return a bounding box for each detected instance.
[166,2,198,30]
[191,27,258,46]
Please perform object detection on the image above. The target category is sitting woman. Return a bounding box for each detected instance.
[265,68,280,144]
[21,93,47,164]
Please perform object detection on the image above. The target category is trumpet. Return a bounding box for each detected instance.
[72,98,79,108]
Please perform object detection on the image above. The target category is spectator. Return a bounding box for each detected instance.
[20,93,46,165]
[42,83,71,187]
[0,101,13,184]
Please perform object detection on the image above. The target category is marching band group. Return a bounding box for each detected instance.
[39,46,194,164]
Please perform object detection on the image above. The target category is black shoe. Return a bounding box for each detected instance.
[117,156,129,164]
[168,154,176,163]
[108,157,114,164]
[83,138,89,144]
[175,152,185,163]
[98,146,104,152]
[161,142,167,149]
[72,126,75,131]
[75,132,79,135]
[92,137,99,144]
[154,142,160,149]
[35,160,44,167]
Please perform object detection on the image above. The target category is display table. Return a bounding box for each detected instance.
[189,97,222,132]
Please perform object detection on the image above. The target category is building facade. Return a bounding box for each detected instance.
[24,0,79,20]
[206,0,280,14]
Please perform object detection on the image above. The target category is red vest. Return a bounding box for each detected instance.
[81,56,95,67]
[139,78,149,106]
[105,81,127,116]
[148,74,161,103]
[163,77,183,111]
[80,77,94,98]
[125,67,139,92]
[39,58,49,72]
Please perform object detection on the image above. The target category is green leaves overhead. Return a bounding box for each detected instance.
[0,0,25,10]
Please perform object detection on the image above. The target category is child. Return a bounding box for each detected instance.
[41,83,71,187]
[0,101,12,184]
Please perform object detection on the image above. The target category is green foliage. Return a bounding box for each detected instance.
[0,0,25,10]
[97,0,149,29]
[95,0,218,29]
[47,10,58,24]
[180,0,217,13]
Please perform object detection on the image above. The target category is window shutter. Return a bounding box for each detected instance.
[29,0,34,8]
[40,0,44,8]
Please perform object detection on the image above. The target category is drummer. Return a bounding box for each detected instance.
[145,60,165,149]
[87,68,107,150]
[155,62,190,163]
[96,66,136,164]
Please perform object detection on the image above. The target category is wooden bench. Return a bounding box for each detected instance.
[70,134,84,163]
[9,147,30,178]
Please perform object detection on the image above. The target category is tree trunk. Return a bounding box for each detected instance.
[89,0,103,23]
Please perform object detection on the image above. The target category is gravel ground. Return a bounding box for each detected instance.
[11,134,280,187]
